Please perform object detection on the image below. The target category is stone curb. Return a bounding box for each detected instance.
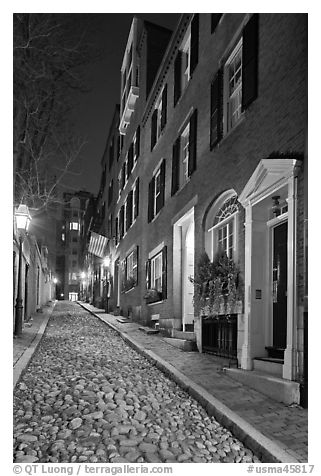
[78,302,300,464]
[13,301,56,389]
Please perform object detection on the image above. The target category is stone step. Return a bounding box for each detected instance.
[253,357,283,377]
[138,326,159,335]
[171,329,196,341]
[116,317,131,324]
[224,367,300,405]
[163,337,197,352]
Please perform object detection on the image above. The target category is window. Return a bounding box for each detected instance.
[127,144,134,178]
[61,233,65,242]
[72,249,77,255]
[109,137,115,170]
[121,246,138,292]
[72,237,78,243]
[145,246,167,301]
[132,178,140,221]
[225,40,243,132]
[210,14,259,148]
[151,86,167,150]
[70,222,79,230]
[171,109,197,195]
[208,194,239,260]
[126,190,133,231]
[151,252,162,292]
[148,160,166,223]
[134,126,140,162]
[174,15,199,105]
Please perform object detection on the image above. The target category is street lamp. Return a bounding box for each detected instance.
[14,204,31,336]
[103,256,111,313]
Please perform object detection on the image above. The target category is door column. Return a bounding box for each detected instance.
[241,203,253,369]
[283,175,298,380]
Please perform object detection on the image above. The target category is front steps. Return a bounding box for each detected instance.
[224,367,300,405]
[253,357,283,377]
[163,337,196,351]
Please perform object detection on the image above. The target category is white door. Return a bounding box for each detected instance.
[183,222,195,330]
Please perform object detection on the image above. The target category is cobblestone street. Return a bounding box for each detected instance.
[13,301,261,464]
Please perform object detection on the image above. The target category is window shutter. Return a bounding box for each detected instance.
[146,259,151,289]
[211,14,222,33]
[134,177,139,219]
[242,14,259,110]
[190,14,199,75]
[158,159,166,211]
[135,126,140,158]
[160,85,167,131]
[133,246,138,285]
[174,50,182,106]
[148,177,155,223]
[127,143,134,178]
[151,109,158,150]
[188,109,197,176]
[171,137,180,195]
[210,68,223,149]
[162,246,167,299]
[120,205,124,238]
[126,190,133,229]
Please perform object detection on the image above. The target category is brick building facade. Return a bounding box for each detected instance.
[89,14,308,404]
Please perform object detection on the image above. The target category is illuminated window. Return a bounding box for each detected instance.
[70,222,79,231]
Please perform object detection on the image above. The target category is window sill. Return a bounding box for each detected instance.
[147,299,165,305]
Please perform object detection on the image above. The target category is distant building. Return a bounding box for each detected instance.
[55,190,93,301]
[92,14,308,406]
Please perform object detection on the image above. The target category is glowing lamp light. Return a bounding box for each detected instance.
[103,256,110,267]
[80,272,86,279]
[53,278,58,284]
[15,204,31,232]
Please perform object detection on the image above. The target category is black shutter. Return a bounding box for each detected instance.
[188,109,197,176]
[133,246,138,285]
[127,190,133,229]
[158,159,166,212]
[120,259,126,293]
[134,177,139,219]
[190,14,199,75]
[171,137,180,195]
[135,126,140,159]
[151,109,157,150]
[120,206,124,238]
[160,85,167,131]
[174,50,182,106]
[127,143,134,178]
[242,14,259,110]
[146,259,151,290]
[162,246,167,299]
[211,14,222,33]
[210,68,223,149]
[148,177,155,223]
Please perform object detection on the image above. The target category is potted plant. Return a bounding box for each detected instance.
[190,250,243,318]
[144,288,162,304]
[123,276,136,292]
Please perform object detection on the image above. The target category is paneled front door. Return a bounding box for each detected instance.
[272,222,288,349]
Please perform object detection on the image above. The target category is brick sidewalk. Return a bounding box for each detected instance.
[13,302,55,367]
[78,301,308,463]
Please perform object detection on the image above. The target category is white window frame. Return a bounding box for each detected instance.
[70,222,79,231]
[133,132,138,165]
[208,210,239,261]
[154,168,161,218]
[181,30,191,92]
[126,251,134,280]
[132,179,138,222]
[151,251,162,292]
[223,38,243,135]
[180,123,190,186]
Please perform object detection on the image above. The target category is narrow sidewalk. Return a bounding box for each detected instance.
[13,301,56,388]
[78,301,308,464]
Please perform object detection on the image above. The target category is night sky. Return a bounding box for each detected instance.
[64,13,181,196]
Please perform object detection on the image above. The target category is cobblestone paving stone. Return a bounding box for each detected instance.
[13,302,262,464]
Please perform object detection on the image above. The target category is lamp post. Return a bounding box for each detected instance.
[103,256,110,313]
[14,204,31,336]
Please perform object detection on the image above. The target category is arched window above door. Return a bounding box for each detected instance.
[204,190,240,261]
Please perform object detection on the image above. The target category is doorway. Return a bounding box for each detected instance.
[272,221,288,351]
[183,221,194,331]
